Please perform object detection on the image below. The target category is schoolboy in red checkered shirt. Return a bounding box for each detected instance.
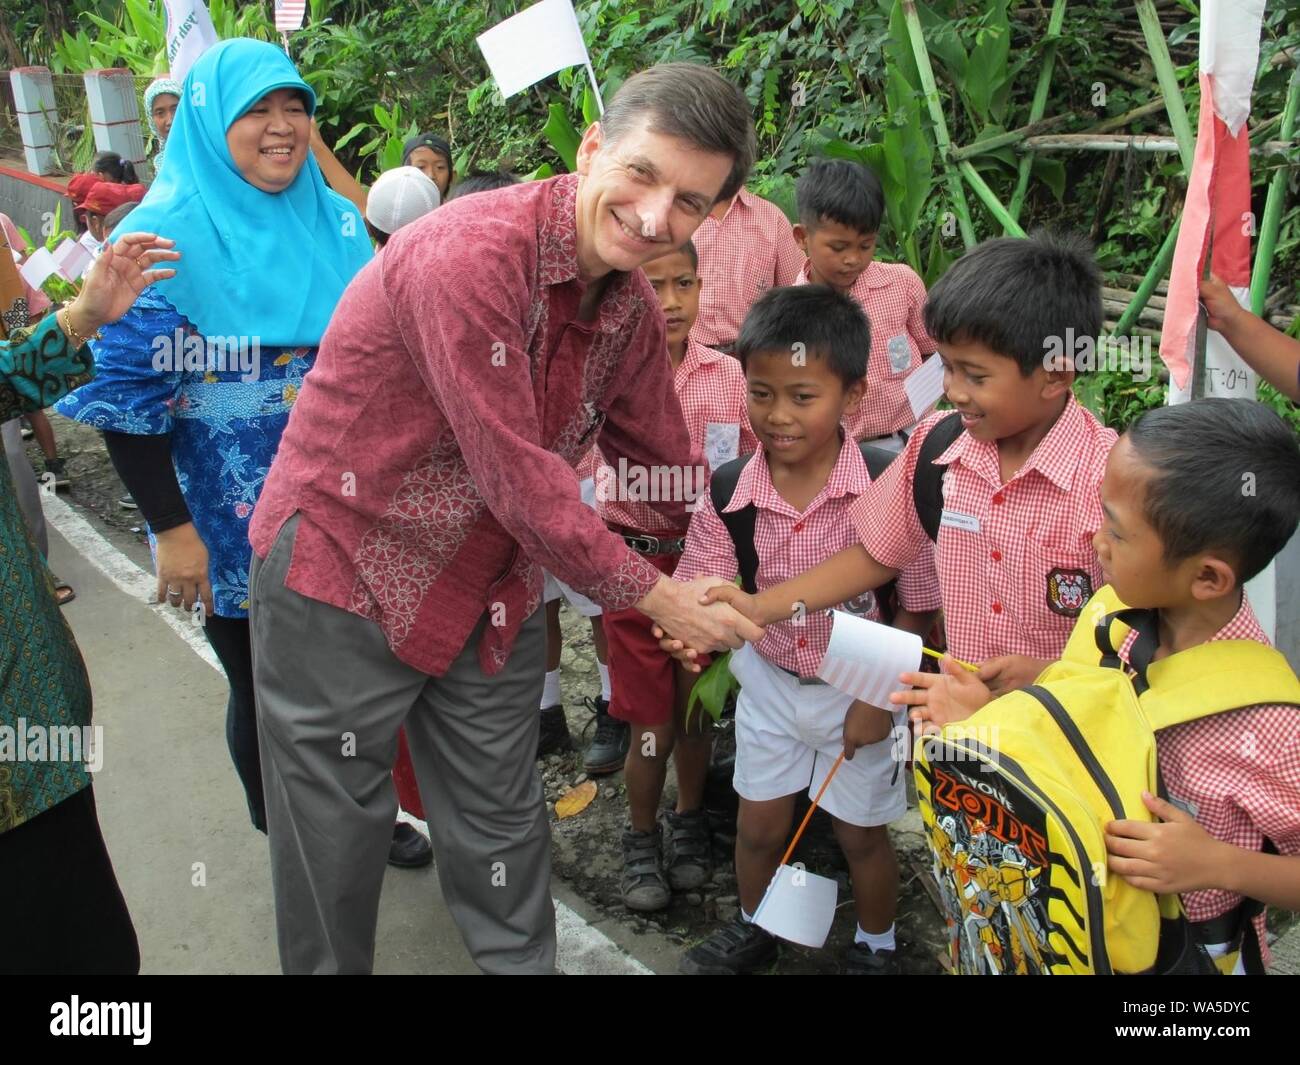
[901,398,1300,974]
[675,285,942,975]
[686,231,1119,697]
[592,239,758,913]
[792,159,939,447]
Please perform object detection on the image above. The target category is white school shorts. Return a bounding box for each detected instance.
[543,476,604,617]
[729,643,907,828]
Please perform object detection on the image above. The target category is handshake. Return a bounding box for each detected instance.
[639,576,769,671]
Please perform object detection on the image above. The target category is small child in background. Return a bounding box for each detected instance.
[599,239,756,910]
[691,186,804,352]
[676,285,941,974]
[364,166,441,246]
[446,171,519,201]
[1201,274,1300,402]
[793,158,938,448]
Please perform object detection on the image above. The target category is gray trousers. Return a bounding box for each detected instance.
[250,515,555,974]
[3,418,47,557]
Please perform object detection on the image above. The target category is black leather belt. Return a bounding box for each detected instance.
[777,663,826,686]
[623,533,686,556]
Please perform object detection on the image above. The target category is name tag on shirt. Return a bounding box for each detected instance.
[940,509,980,534]
[887,333,913,374]
[704,421,741,471]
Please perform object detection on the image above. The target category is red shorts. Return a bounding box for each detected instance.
[604,551,710,726]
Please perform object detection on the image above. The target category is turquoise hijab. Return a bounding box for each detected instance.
[121,39,371,346]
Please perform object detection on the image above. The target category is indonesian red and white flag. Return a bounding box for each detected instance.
[275,0,307,33]
[1159,0,1266,393]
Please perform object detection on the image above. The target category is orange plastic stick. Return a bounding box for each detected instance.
[776,751,846,868]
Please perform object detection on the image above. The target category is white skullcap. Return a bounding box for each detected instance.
[365,166,441,235]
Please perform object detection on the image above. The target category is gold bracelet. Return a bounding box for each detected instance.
[59,305,102,349]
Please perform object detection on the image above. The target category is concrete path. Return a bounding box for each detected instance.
[42,495,673,975]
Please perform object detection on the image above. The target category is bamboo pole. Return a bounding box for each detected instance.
[948,113,1074,162]
[1007,0,1068,227]
[1088,97,1167,135]
[957,160,1026,237]
[902,0,976,247]
[1018,133,1294,157]
[1134,0,1195,174]
[1249,62,1300,317]
[1112,216,1180,337]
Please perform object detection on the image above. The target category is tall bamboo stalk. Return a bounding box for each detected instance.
[1007,0,1068,227]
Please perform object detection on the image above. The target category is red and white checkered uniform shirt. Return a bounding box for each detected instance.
[691,188,804,347]
[1119,598,1300,955]
[676,438,942,677]
[794,259,938,440]
[594,337,758,534]
[852,397,1117,666]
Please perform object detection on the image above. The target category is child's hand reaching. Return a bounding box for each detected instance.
[977,654,1049,695]
[1105,792,1228,894]
[1199,274,1246,336]
[889,654,993,734]
[842,699,893,759]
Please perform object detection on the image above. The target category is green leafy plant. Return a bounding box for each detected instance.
[685,650,739,727]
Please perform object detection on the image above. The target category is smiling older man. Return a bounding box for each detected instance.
[248,63,763,974]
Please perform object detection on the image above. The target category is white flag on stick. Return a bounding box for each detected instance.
[476,0,601,109]
[162,0,220,84]
[275,0,308,33]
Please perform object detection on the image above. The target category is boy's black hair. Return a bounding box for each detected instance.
[923,229,1102,376]
[796,158,884,236]
[735,284,868,387]
[365,218,389,248]
[93,151,138,184]
[1127,398,1300,584]
[101,202,135,236]
[648,238,698,272]
[445,171,518,201]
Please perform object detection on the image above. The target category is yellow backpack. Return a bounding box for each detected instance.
[915,584,1300,975]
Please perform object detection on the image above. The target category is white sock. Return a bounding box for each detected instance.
[855,924,896,952]
[740,908,753,923]
[540,669,562,709]
[597,661,612,702]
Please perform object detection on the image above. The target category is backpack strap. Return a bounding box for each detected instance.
[912,412,962,543]
[1094,606,1160,695]
[1141,640,1300,731]
[709,452,760,594]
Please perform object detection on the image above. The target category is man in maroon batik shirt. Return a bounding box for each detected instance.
[248,64,762,974]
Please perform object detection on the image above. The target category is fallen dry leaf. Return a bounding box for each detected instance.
[555,779,597,818]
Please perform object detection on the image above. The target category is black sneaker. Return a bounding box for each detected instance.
[843,941,900,975]
[681,914,778,974]
[43,457,69,490]
[664,808,712,890]
[536,704,574,759]
[582,696,629,774]
[388,822,433,868]
[119,493,138,509]
[620,825,670,912]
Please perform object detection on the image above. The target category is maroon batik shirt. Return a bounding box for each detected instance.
[250,174,692,675]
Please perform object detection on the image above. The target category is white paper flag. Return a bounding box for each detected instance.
[163,0,220,84]
[753,864,839,948]
[52,237,93,281]
[816,610,923,709]
[19,246,59,289]
[476,0,592,100]
[904,354,946,421]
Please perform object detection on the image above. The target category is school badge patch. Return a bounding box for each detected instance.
[1046,568,1092,617]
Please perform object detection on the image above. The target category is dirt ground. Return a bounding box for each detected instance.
[29,411,949,975]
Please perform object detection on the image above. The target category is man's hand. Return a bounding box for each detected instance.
[1105,792,1229,895]
[842,700,893,760]
[890,654,993,734]
[640,576,764,672]
[977,654,1049,696]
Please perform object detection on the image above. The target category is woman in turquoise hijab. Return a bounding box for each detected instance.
[57,39,372,833]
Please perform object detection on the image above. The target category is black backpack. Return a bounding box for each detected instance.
[708,413,962,619]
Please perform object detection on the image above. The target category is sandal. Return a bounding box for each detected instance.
[52,574,75,607]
